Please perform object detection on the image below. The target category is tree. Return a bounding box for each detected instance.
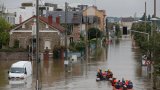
[0,17,11,32]
[140,12,147,21]
[88,27,102,40]
[0,17,11,48]
[148,15,151,21]
[131,22,151,53]
[115,23,121,37]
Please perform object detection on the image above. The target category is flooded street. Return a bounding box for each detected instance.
[0,38,152,90]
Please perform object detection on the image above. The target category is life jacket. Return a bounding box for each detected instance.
[112,79,117,86]
[125,80,129,86]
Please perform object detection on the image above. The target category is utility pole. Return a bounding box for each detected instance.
[36,0,40,89]
[154,0,156,18]
[153,0,157,89]
[85,16,88,64]
[145,2,147,32]
[64,2,68,69]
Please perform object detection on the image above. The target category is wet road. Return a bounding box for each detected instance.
[0,38,152,90]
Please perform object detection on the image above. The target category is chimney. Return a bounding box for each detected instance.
[48,15,53,25]
[154,0,156,17]
[19,15,22,24]
[56,16,60,25]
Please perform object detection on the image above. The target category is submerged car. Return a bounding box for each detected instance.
[8,61,32,79]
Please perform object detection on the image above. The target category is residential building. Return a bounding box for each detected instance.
[120,17,134,30]
[46,10,82,42]
[0,4,16,25]
[107,17,121,23]
[83,6,106,31]
[39,3,58,16]
[9,15,65,53]
[77,5,88,10]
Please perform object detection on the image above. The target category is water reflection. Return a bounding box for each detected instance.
[9,76,32,89]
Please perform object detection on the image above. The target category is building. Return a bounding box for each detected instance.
[47,10,82,42]
[0,4,16,25]
[83,6,106,31]
[9,15,65,53]
[120,17,134,30]
[39,3,58,16]
[107,17,121,23]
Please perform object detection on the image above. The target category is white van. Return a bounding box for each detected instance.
[8,61,32,79]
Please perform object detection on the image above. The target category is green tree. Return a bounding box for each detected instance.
[131,20,160,63]
[148,15,151,21]
[88,27,102,40]
[131,22,151,53]
[140,13,145,21]
[115,23,121,38]
[0,17,11,32]
[0,17,11,48]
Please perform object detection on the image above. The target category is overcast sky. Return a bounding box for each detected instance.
[1,0,160,17]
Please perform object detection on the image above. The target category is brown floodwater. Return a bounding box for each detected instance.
[0,38,153,90]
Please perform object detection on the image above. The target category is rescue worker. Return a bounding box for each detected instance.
[112,78,117,86]
[127,80,133,89]
[102,71,107,80]
[125,80,129,86]
[122,78,125,85]
[106,69,113,79]
[115,80,121,89]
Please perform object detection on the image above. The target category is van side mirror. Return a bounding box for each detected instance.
[8,71,9,74]
[24,70,27,74]
[24,68,27,74]
[25,71,27,74]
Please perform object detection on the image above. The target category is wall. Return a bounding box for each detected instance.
[0,52,28,60]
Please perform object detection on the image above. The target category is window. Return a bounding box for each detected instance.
[10,68,25,73]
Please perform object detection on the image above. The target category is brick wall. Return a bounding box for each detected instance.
[9,32,60,53]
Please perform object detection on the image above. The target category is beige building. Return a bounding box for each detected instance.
[120,17,134,30]
[83,6,106,31]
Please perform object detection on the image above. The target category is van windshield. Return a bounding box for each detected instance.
[10,68,25,73]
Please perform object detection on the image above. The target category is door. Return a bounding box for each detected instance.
[44,40,51,49]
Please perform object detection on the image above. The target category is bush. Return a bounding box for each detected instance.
[53,45,65,59]
[69,41,85,51]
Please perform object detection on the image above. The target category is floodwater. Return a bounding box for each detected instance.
[0,38,152,90]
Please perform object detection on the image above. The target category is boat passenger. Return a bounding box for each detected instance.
[127,80,133,89]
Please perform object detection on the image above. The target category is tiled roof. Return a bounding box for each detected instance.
[38,16,65,32]
[13,15,65,32]
[47,11,82,24]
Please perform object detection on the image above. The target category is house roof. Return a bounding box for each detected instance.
[47,11,83,24]
[12,15,65,32]
[38,16,65,32]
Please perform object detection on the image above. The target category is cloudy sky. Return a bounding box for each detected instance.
[1,0,160,18]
